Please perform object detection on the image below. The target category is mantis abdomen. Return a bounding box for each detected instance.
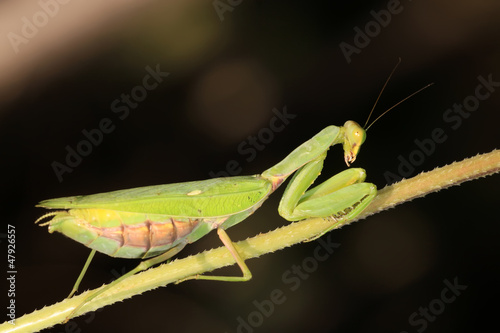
[46,208,211,259]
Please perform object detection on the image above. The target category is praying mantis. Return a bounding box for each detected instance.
[36,61,431,322]
[36,121,375,321]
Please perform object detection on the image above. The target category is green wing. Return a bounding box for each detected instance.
[37,176,272,218]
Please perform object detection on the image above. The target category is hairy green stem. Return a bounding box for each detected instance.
[2,150,499,332]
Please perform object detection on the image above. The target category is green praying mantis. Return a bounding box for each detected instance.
[36,61,431,322]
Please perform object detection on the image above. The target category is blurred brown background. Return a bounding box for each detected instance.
[1,1,499,332]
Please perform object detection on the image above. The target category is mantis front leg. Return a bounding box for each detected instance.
[278,152,377,236]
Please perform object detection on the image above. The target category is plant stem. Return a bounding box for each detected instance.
[2,150,499,332]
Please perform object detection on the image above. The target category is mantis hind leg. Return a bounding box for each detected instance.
[68,249,97,299]
[64,244,186,323]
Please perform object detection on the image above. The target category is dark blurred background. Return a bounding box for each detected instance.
[1,1,499,332]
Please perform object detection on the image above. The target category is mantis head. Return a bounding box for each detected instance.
[342,120,366,167]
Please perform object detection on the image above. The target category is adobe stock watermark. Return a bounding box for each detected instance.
[51,64,170,183]
[400,277,467,333]
[339,0,404,64]
[209,106,296,178]
[228,235,340,333]
[384,73,499,184]
[7,0,73,54]
[213,0,243,22]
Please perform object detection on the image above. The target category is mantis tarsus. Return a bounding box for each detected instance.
[36,61,431,322]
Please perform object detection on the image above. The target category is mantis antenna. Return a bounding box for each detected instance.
[363,58,434,131]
